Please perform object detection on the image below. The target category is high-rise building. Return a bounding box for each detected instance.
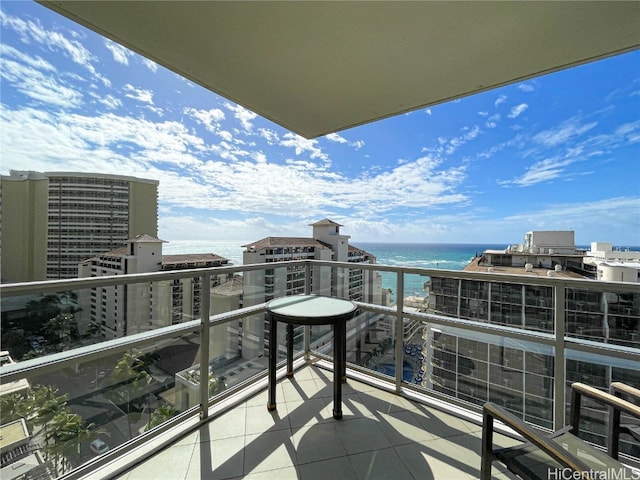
[424,231,640,453]
[0,170,158,282]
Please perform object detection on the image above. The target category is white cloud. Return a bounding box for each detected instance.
[104,39,132,65]
[123,84,154,104]
[325,132,364,150]
[217,130,233,142]
[0,43,55,71]
[518,83,535,92]
[0,10,109,86]
[502,197,640,243]
[494,95,507,107]
[142,58,158,73]
[280,133,328,161]
[258,128,280,145]
[184,107,225,133]
[508,103,528,119]
[91,92,122,110]
[224,102,257,132]
[423,125,482,156]
[489,113,500,123]
[614,120,640,142]
[325,133,348,144]
[425,108,432,115]
[0,56,83,108]
[533,118,597,147]
[252,151,267,164]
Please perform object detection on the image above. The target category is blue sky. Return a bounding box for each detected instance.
[1,2,639,246]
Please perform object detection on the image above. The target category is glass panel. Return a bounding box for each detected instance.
[0,274,238,352]
[342,313,395,379]
[176,315,269,410]
[422,323,555,422]
[2,291,86,359]
[374,269,397,307]
[0,331,199,477]
[524,284,554,332]
[566,350,640,459]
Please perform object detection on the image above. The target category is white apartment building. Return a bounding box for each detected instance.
[77,234,232,339]
[0,170,158,282]
[243,219,380,303]
[240,219,383,361]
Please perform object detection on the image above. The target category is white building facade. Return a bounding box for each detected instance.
[241,219,382,362]
[584,242,640,283]
[77,235,233,339]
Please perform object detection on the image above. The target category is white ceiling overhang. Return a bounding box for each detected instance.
[41,1,640,139]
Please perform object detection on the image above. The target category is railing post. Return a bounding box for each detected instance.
[553,282,566,430]
[395,270,405,392]
[303,262,312,353]
[200,273,211,421]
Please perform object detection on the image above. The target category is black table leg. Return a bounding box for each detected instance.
[333,320,344,419]
[286,323,294,378]
[267,314,277,411]
[341,319,347,383]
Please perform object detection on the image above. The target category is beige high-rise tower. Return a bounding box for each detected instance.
[0,171,158,282]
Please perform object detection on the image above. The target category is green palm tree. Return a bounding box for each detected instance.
[44,409,76,474]
[33,386,69,437]
[145,404,177,431]
[0,392,31,425]
[109,351,153,438]
[46,411,103,474]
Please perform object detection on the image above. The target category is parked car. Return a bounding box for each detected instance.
[90,439,109,455]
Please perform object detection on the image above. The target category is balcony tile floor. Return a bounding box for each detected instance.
[108,364,519,480]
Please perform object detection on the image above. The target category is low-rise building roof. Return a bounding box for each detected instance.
[463,256,584,278]
[243,237,331,251]
[161,254,230,269]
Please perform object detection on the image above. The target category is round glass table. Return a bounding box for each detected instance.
[266,294,357,419]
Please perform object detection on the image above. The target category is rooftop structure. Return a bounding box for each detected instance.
[585,242,640,283]
[472,230,640,283]
[0,352,29,397]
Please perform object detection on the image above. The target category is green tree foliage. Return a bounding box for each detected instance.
[45,412,102,475]
[46,313,79,348]
[25,294,61,332]
[144,403,178,432]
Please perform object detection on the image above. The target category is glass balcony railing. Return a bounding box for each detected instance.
[1,260,639,478]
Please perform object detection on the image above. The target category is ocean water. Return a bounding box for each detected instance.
[357,242,506,298]
[163,240,508,298]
